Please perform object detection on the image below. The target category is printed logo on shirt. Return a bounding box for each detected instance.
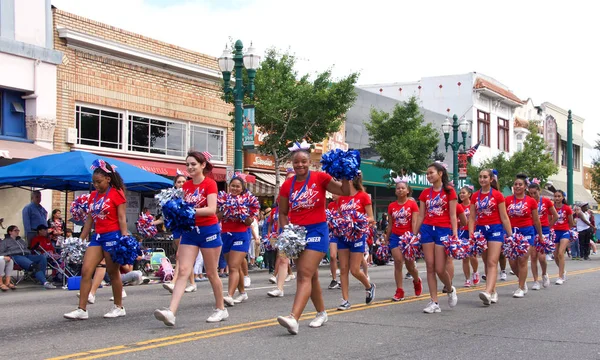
[185,188,207,208]
[206,234,217,242]
[290,188,320,212]
[392,207,410,226]
[90,199,111,221]
[507,201,528,217]
[427,194,447,217]
[306,236,321,243]
[476,197,496,218]
[556,209,567,224]
[339,199,362,212]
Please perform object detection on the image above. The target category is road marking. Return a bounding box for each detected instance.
[47,266,600,360]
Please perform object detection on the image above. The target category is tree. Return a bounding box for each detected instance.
[467,153,513,192]
[590,137,600,202]
[365,96,440,175]
[249,48,359,191]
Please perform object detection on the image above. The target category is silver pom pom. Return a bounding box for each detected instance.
[276,224,307,259]
[61,237,88,265]
[155,188,186,206]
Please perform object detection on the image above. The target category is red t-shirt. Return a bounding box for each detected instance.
[505,195,537,228]
[553,204,573,231]
[183,177,219,227]
[388,199,419,235]
[88,187,126,234]
[30,235,55,253]
[418,187,457,228]
[327,201,338,211]
[470,189,505,226]
[279,171,332,226]
[535,197,554,227]
[456,203,467,230]
[338,191,372,215]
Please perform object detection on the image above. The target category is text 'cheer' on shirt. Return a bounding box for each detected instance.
[388,199,419,235]
[470,189,505,226]
[457,203,469,230]
[338,191,371,215]
[505,195,538,228]
[279,171,332,226]
[536,197,555,227]
[183,177,219,227]
[553,204,573,231]
[418,187,457,228]
[88,187,126,234]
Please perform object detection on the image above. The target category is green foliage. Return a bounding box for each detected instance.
[468,122,558,190]
[365,97,440,174]
[590,136,600,202]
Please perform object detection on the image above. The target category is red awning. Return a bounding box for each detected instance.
[110,156,228,182]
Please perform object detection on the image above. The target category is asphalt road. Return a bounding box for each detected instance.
[3,256,600,360]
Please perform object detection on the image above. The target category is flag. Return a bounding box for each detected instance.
[466,141,480,158]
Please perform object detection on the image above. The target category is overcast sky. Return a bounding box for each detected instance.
[51,0,599,161]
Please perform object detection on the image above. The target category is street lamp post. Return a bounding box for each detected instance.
[442,114,469,190]
[218,40,261,172]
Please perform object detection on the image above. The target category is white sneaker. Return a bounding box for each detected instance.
[233,292,248,304]
[277,315,299,334]
[109,289,127,301]
[490,292,498,304]
[513,288,525,298]
[244,276,251,287]
[103,305,126,318]
[44,282,56,289]
[268,276,277,284]
[564,271,567,280]
[185,284,197,293]
[154,308,175,326]
[531,281,541,290]
[309,311,328,328]
[223,295,235,307]
[163,283,174,294]
[523,283,528,294]
[267,289,284,297]
[336,269,341,276]
[64,308,88,320]
[555,277,565,285]
[367,275,371,282]
[77,293,96,304]
[447,286,458,308]
[423,301,441,314]
[479,291,491,306]
[542,274,550,288]
[206,308,229,323]
[500,271,507,281]
[285,274,295,282]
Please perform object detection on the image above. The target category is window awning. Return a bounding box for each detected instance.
[247,179,276,197]
[556,128,593,149]
[546,179,597,207]
[251,172,286,187]
[0,140,56,160]
[111,156,227,182]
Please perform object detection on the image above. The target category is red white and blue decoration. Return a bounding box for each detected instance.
[217,191,260,222]
[569,228,579,243]
[70,193,90,224]
[442,234,471,260]
[399,232,422,261]
[136,213,157,238]
[534,234,556,254]
[376,245,391,263]
[502,234,530,260]
[155,188,195,234]
[471,231,488,256]
[320,149,361,180]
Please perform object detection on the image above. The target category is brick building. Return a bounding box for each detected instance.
[51,7,233,231]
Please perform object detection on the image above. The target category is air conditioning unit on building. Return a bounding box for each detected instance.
[66,128,78,144]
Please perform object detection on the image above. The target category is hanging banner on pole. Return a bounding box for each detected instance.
[458,152,468,179]
[243,105,255,149]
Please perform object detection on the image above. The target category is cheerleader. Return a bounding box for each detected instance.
[64,160,128,320]
[458,186,480,287]
[154,151,226,326]
[551,190,574,285]
[336,174,376,311]
[415,162,458,314]
[276,141,351,335]
[527,181,558,289]
[505,174,543,298]
[470,169,513,306]
[327,194,341,289]
[219,174,255,306]
[385,178,422,301]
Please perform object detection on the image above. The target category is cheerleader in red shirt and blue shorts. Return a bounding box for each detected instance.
[552,190,574,285]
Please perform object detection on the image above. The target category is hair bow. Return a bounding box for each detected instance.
[393,175,412,184]
[176,169,184,176]
[448,180,455,187]
[492,169,498,180]
[202,151,213,162]
[435,161,449,169]
[232,171,248,182]
[285,167,295,174]
[288,140,311,152]
[531,178,540,185]
[466,185,474,191]
[90,159,116,173]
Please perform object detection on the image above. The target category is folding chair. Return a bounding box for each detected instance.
[11,263,34,285]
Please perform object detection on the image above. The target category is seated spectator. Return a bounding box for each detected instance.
[30,225,57,256]
[1,255,15,291]
[0,225,56,289]
[78,260,147,304]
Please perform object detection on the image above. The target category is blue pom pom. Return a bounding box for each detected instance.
[156,188,196,234]
[320,149,361,180]
[109,235,140,265]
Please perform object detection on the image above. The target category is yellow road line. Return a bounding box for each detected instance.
[47,266,600,360]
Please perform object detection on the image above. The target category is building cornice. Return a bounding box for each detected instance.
[542,102,585,123]
[57,27,222,82]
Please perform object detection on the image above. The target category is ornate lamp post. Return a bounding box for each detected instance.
[442,114,470,189]
[218,40,260,172]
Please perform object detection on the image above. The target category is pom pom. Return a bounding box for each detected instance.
[320,149,361,180]
[399,232,422,261]
[136,213,157,239]
[550,229,556,244]
[534,234,556,254]
[217,191,260,222]
[471,231,488,256]
[339,208,369,242]
[276,224,307,259]
[376,245,391,262]
[326,209,344,238]
[569,228,579,243]
[60,237,88,265]
[70,194,90,225]
[155,188,196,234]
[108,235,140,265]
[442,234,471,260]
[262,232,277,251]
[502,233,530,260]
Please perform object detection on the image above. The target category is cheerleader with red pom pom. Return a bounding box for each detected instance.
[551,190,574,285]
[415,163,459,314]
[505,174,544,298]
[458,186,480,287]
[469,169,513,306]
[64,159,128,320]
[385,178,422,301]
[528,181,558,289]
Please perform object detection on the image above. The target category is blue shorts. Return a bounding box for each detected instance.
[476,224,505,242]
[389,233,402,250]
[303,222,329,253]
[536,226,550,238]
[329,235,340,244]
[458,229,468,240]
[222,231,250,254]
[513,226,535,246]
[88,231,121,253]
[180,223,222,249]
[338,235,366,253]
[172,231,182,240]
[554,229,570,243]
[419,224,451,246]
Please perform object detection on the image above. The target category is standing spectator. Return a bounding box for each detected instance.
[47,209,65,247]
[575,203,595,260]
[378,213,388,232]
[22,190,48,243]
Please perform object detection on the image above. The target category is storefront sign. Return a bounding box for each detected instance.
[243,106,255,149]
[458,153,468,179]
[544,115,558,163]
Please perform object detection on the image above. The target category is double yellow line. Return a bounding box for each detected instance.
[48,266,600,360]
